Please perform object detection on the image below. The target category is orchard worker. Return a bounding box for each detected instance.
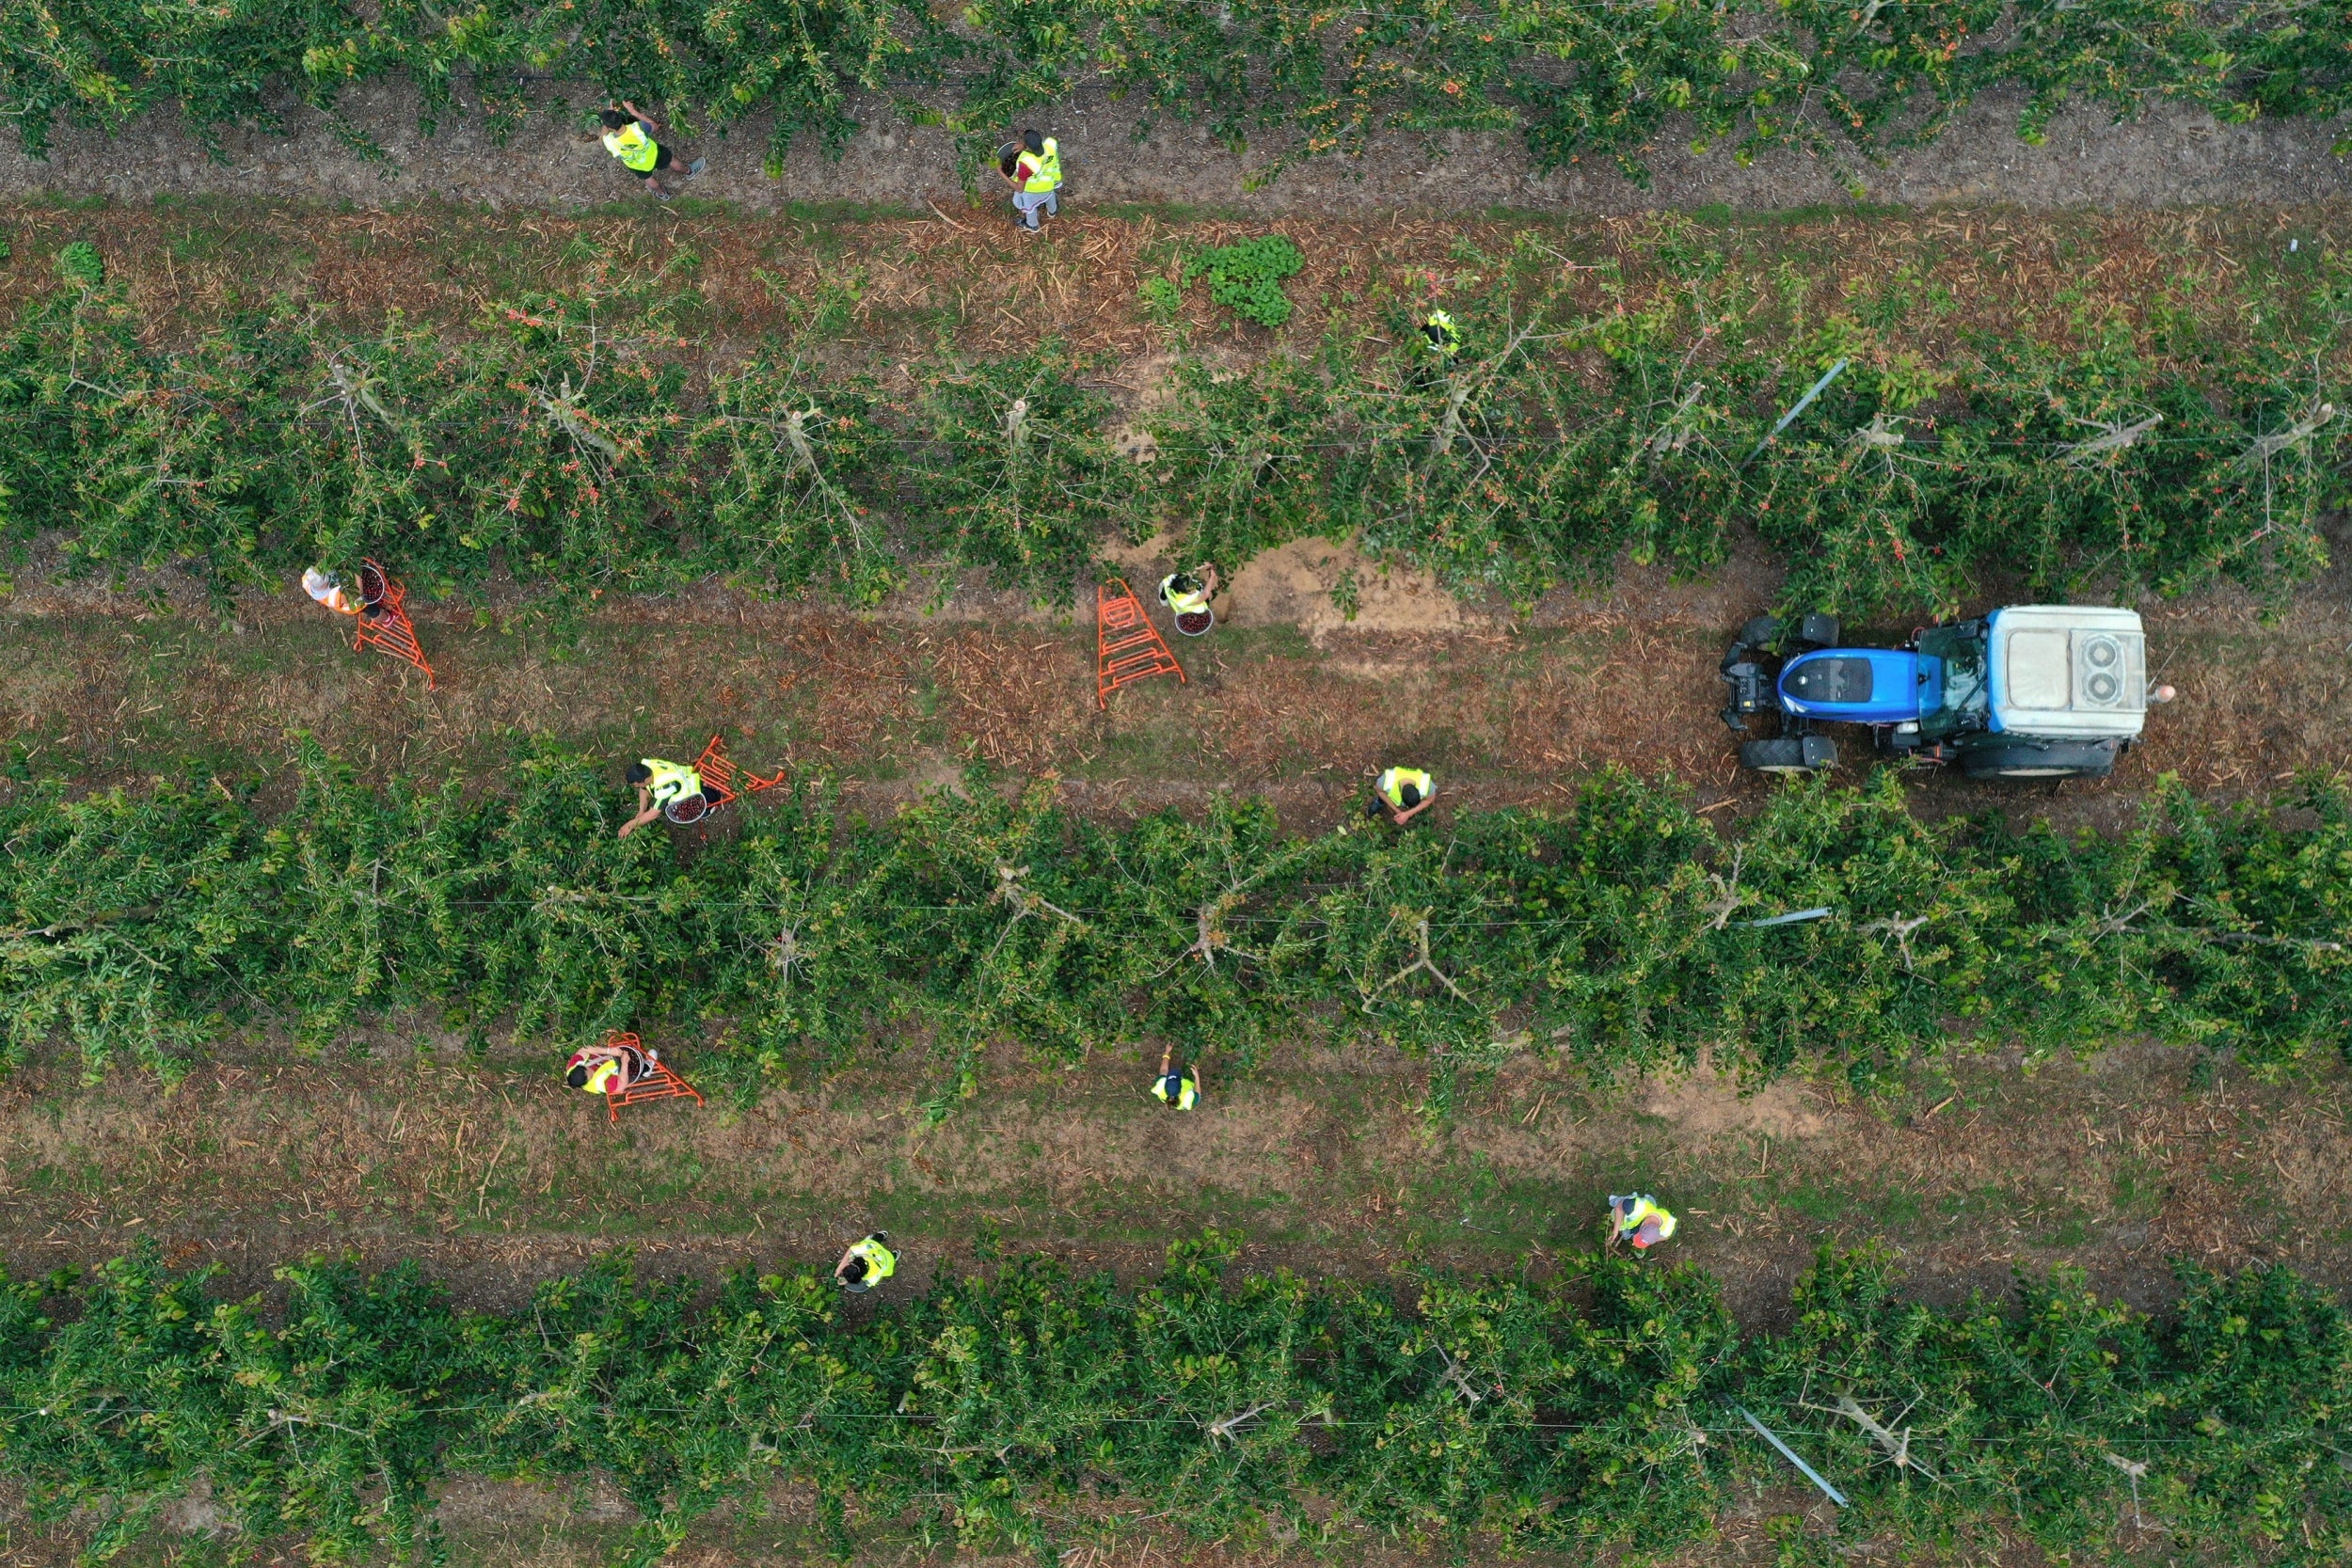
[1156,562,1220,636]
[1366,766,1437,827]
[564,1037,654,1095]
[1003,127,1062,231]
[302,564,387,621]
[1151,1046,1201,1111]
[596,101,704,200]
[834,1232,897,1293]
[1422,309,1463,362]
[617,756,707,838]
[1607,1193,1677,1251]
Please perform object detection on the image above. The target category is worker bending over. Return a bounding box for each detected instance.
[1367,767,1436,827]
[618,757,706,838]
[565,1037,655,1094]
[596,101,704,200]
[1607,1193,1677,1251]
[1004,128,1062,231]
[835,1232,897,1293]
[1156,563,1219,636]
[303,565,387,621]
[1152,1046,1201,1111]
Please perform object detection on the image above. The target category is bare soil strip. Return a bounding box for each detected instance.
[5,80,2347,216]
[7,582,2349,834]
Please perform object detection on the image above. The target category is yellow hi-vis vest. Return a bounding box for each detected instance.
[1022,138,1061,193]
[848,1236,897,1281]
[1614,1195,1677,1246]
[1377,768,1434,810]
[602,122,660,172]
[641,758,701,806]
[1423,310,1462,357]
[1160,574,1210,615]
[1152,1069,1200,1110]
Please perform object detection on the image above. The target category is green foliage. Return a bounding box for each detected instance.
[6,747,2350,1102]
[3,0,2347,187]
[0,258,2341,618]
[1182,235,1305,329]
[1142,254,2350,617]
[912,342,1139,595]
[0,280,1119,605]
[0,1240,2343,1560]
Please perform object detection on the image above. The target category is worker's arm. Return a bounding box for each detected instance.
[617,785,660,839]
[833,1246,860,1279]
[620,99,663,134]
[1391,796,1435,826]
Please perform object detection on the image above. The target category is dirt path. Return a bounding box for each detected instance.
[7,82,2348,215]
[3,1035,2337,1326]
[8,556,2350,833]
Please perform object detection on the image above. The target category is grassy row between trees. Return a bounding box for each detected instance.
[9,1236,2345,1564]
[7,737,2347,1106]
[4,237,2344,617]
[5,0,2350,185]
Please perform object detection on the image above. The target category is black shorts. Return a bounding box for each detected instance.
[631,145,674,179]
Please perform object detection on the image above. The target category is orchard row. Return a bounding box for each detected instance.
[4,246,2343,616]
[8,1235,2344,1563]
[6,738,2346,1104]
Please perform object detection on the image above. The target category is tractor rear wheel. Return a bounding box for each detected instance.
[1740,736,1837,774]
[1960,739,2120,780]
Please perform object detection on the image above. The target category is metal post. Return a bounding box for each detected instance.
[1741,359,1849,468]
[1736,1406,1849,1507]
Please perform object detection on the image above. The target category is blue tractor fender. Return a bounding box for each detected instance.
[1777,647,1932,725]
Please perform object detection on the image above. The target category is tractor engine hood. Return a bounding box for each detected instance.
[1777,646,1931,724]
[1985,606,2148,739]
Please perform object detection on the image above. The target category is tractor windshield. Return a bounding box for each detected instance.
[1916,620,1989,738]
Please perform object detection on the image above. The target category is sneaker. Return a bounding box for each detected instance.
[688,157,707,176]
[655,188,675,202]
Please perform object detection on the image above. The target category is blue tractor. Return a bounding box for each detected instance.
[1720,606,2172,780]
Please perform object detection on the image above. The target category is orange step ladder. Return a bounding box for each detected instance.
[689,732,787,815]
[352,560,437,689]
[596,1032,704,1123]
[1096,578,1185,708]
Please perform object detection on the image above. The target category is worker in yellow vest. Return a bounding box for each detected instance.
[1156,562,1220,636]
[1422,309,1463,361]
[564,1037,654,1094]
[1608,1193,1677,1251]
[834,1232,897,1293]
[596,101,704,200]
[1367,766,1437,827]
[618,757,707,838]
[1151,1046,1201,1111]
[1004,128,1063,231]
